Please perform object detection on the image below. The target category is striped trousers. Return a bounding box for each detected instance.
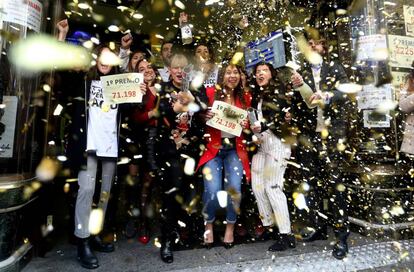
[251,131,292,234]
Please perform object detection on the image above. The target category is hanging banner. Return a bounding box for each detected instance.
[0,96,18,158]
[3,0,43,33]
[206,101,247,137]
[101,73,144,104]
[388,35,414,68]
[404,5,414,37]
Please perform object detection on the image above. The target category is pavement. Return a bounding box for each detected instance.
[22,232,414,272]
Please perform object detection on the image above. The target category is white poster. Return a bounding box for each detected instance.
[357,84,393,110]
[388,35,414,68]
[101,73,144,104]
[0,96,18,158]
[3,0,42,33]
[404,5,414,37]
[356,34,387,61]
[206,101,247,137]
[363,110,390,128]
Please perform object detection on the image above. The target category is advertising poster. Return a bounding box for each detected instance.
[356,34,387,61]
[3,0,42,33]
[357,84,393,110]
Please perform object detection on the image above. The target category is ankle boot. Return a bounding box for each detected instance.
[268,233,296,252]
[160,239,173,263]
[90,235,115,253]
[77,237,99,269]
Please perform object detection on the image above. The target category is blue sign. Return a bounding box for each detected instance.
[244,30,286,74]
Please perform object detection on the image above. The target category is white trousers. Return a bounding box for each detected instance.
[251,131,292,233]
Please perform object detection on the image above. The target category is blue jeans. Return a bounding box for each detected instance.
[202,148,243,223]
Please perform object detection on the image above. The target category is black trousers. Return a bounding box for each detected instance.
[295,134,349,240]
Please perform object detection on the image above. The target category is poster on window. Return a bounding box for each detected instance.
[356,34,387,61]
[357,84,393,110]
[388,35,414,68]
[0,96,18,158]
[206,101,247,137]
[3,0,43,33]
[101,73,144,104]
[404,5,414,37]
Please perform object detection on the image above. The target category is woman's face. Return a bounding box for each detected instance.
[130,52,145,70]
[255,64,272,87]
[97,48,113,75]
[169,55,188,86]
[195,45,210,64]
[223,65,240,90]
[137,60,156,84]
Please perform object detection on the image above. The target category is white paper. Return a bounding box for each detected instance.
[206,101,247,137]
[363,110,390,128]
[404,5,414,37]
[101,73,144,104]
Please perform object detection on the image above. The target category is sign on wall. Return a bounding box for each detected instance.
[388,35,414,68]
[0,96,18,158]
[3,0,43,33]
[101,73,144,104]
[356,34,387,61]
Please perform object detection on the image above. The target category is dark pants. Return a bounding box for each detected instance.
[296,134,349,240]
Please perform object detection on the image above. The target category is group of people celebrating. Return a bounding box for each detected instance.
[55,11,353,270]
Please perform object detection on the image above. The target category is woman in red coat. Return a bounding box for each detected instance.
[197,64,251,249]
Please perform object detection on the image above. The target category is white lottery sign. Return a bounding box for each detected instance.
[206,101,247,137]
[388,35,414,68]
[101,73,144,104]
[3,0,43,33]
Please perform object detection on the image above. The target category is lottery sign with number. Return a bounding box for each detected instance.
[388,35,414,68]
[206,101,247,137]
[101,73,144,104]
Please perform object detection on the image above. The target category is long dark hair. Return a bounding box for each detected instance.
[194,42,216,66]
[251,62,281,99]
[215,64,247,107]
[127,50,147,72]
[87,44,119,81]
[134,58,160,87]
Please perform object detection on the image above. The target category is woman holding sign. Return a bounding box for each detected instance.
[249,62,296,252]
[197,63,251,249]
[68,43,146,269]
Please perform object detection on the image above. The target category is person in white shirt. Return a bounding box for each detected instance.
[158,41,173,82]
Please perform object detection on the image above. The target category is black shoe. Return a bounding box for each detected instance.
[301,228,328,242]
[223,242,234,249]
[160,240,173,263]
[268,234,296,252]
[77,238,99,269]
[332,240,348,260]
[90,236,115,253]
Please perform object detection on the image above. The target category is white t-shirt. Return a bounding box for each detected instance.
[86,80,119,157]
[158,66,170,82]
[202,67,219,88]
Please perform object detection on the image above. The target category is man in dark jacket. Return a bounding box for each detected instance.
[292,35,352,260]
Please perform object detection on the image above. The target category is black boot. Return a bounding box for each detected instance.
[160,239,174,263]
[77,238,99,269]
[268,233,296,252]
[90,236,115,253]
[301,226,328,242]
[332,240,348,260]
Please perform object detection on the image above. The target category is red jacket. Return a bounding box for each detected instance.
[197,87,252,182]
